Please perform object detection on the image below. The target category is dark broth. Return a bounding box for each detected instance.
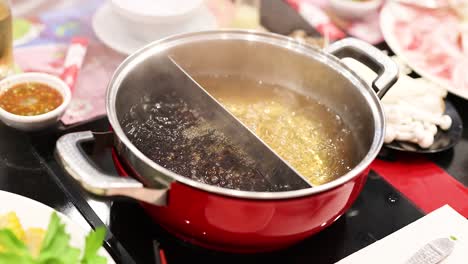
[122,94,291,192]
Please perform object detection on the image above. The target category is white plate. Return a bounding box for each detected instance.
[92,2,217,55]
[0,190,115,263]
[380,2,468,100]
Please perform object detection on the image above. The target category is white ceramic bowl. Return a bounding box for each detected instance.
[110,0,205,41]
[329,0,383,21]
[110,0,204,24]
[0,72,71,131]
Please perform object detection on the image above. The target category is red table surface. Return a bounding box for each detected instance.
[371,157,468,217]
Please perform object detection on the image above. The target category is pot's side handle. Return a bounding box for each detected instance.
[56,131,168,206]
[325,38,398,98]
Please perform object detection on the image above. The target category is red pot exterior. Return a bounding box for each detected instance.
[112,150,369,252]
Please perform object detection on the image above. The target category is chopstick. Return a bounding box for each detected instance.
[153,240,167,264]
[60,37,88,92]
[160,249,168,264]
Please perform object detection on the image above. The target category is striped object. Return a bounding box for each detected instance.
[60,37,88,91]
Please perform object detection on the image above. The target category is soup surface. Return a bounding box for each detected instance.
[122,75,357,192]
[0,82,63,116]
[197,75,357,185]
[122,93,298,192]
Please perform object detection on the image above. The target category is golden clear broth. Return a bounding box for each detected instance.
[196,75,357,185]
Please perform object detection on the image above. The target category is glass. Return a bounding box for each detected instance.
[230,0,261,29]
[0,0,13,79]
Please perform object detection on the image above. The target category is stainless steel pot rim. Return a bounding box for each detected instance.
[107,30,385,200]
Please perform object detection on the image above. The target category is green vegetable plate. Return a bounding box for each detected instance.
[0,190,114,264]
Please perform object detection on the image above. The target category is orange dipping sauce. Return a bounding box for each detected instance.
[0,82,63,116]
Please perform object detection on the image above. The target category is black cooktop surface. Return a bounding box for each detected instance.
[28,116,423,264]
[2,1,467,263]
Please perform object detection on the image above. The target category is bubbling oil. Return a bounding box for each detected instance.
[196,75,357,185]
[122,94,294,192]
[122,75,357,191]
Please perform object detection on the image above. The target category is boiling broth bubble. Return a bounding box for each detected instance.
[122,93,284,192]
[122,75,357,191]
[197,75,357,186]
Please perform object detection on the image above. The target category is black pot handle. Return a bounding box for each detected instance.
[55,131,168,206]
[325,38,399,98]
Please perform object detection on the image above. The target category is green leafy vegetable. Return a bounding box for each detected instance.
[81,227,107,264]
[0,229,34,263]
[0,229,29,255]
[0,212,107,264]
[0,253,35,264]
[37,213,81,264]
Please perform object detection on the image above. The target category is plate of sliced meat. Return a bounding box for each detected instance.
[380,1,468,100]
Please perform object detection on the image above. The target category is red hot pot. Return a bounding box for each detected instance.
[56,31,398,253]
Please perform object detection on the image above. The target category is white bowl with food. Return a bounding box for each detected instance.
[329,0,383,21]
[0,72,71,131]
